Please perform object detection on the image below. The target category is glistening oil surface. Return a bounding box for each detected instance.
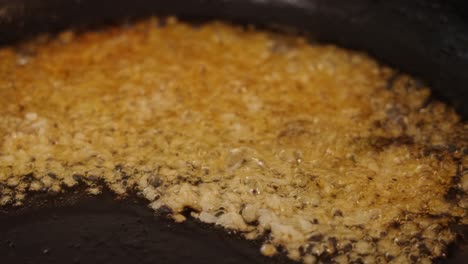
[0,17,466,263]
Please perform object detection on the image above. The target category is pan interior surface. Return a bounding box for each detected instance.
[0,187,295,264]
[0,189,466,264]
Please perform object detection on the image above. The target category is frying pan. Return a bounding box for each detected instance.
[0,0,467,263]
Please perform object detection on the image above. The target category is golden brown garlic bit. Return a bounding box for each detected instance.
[0,17,466,264]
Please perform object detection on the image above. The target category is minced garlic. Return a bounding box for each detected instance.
[0,17,466,264]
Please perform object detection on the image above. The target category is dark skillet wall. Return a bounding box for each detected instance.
[0,0,467,118]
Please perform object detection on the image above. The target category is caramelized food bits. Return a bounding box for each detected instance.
[0,17,466,263]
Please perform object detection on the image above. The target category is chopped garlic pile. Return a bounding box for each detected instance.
[0,17,466,264]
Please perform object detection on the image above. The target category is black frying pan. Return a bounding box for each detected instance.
[0,0,467,263]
